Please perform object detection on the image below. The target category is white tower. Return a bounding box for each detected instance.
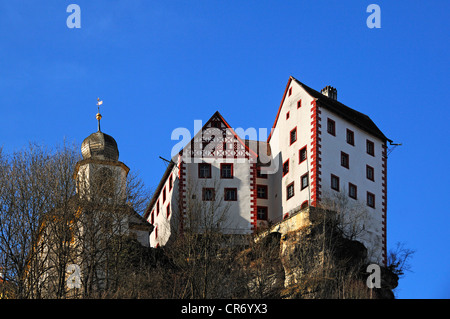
[74,100,129,203]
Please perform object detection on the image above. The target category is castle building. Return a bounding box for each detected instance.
[144,76,391,265]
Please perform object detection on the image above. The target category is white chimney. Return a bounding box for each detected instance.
[321,85,337,100]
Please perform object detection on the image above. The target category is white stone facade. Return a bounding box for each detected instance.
[145,76,390,265]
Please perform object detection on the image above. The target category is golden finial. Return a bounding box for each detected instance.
[96,98,103,131]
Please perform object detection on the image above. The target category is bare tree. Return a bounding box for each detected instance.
[0,142,79,298]
[387,242,415,278]
[0,142,152,299]
[159,177,247,299]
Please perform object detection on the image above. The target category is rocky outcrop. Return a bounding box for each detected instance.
[277,221,398,299]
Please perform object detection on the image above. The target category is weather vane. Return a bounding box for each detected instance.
[96,97,103,132]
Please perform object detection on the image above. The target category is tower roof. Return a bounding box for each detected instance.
[81,98,119,161]
[81,131,119,161]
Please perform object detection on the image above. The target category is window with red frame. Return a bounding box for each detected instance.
[286,111,290,120]
[156,200,160,216]
[286,182,294,200]
[257,168,267,179]
[331,174,340,191]
[341,152,349,169]
[290,127,297,145]
[349,183,357,200]
[367,192,375,208]
[297,99,302,108]
[366,140,375,156]
[220,163,233,179]
[346,129,355,146]
[224,188,237,201]
[366,165,374,181]
[202,188,215,201]
[299,146,307,163]
[166,204,171,218]
[301,173,309,190]
[169,173,173,191]
[283,159,289,176]
[210,120,221,128]
[257,206,268,220]
[327,118,336,136]
[301,200,309,209]
[257,185,268,199]
[288,87,292,96]
[198,163,212,178]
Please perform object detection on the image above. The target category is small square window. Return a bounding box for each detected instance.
[156,200,160,216]
[257,168,267,179]
[286,182,295,200]
[150,210,154,224]
[349,183,357,199]
[169,174,173,191]
[299,146,307,163]
[283,159,289,176]
[210,121,221,128]
[341,152,349,169]
[366,165,374,181]
[202,188,215,201]
[166,204,171,218]
[290,127,297,145]
[288,87,292,96]
[286,111,290,120]
[331,174,340,191]
[199,163,211,178]
[224,188,237,201]
[220,163,233,179]
[297,99,302,108]
[346,129,355,146]
[366,140,375,156]
[367,192,375,208]
[327,118,336,136]
[257,206,268,220]
[301,173,309,190]
[257,185,268,199]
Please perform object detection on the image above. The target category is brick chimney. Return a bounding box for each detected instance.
[321,85,337,100]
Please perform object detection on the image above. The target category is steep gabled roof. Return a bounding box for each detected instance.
[269,76,390,142]
[144,111,258,219]
[194,110,259,159]
[292,77,390,142]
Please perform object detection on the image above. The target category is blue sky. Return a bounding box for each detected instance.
[0,1,449,299]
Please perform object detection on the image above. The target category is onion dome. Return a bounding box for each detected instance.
[81,131,119,161]
[80,98,119,161]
